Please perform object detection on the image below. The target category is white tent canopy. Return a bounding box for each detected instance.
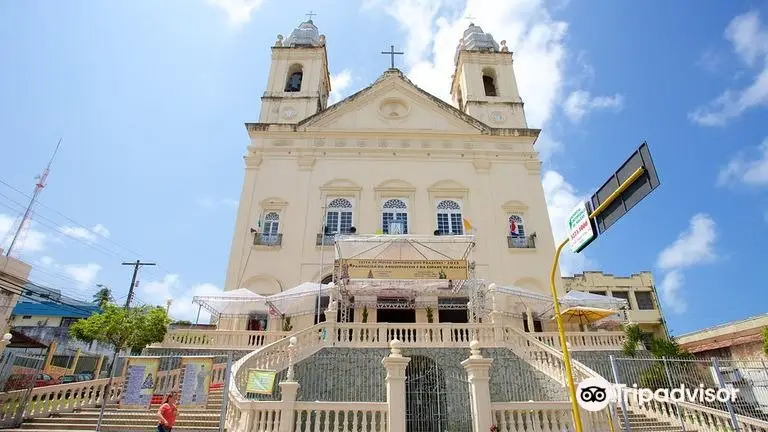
[192,288,268,317]
[560,290,629,310]
[192,280,630,320]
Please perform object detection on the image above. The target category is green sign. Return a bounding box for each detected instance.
[567,202,596,253]
[245,369,277,395]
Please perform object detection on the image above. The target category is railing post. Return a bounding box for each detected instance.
[609,355,630,432]
[461,340,494,432]
[712,357,740,432]
[219,352,232,432]
[662,357,686,431]
[277,337,300,432]
[381,339,410,432]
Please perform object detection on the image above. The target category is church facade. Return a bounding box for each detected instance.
[223,19,563,332]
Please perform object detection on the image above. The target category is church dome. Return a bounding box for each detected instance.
[285,20,322,47]
[455,23,500,60]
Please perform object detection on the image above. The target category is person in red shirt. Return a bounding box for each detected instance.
[156,391,179,432]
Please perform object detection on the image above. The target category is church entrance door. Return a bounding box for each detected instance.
[405,355,471,432]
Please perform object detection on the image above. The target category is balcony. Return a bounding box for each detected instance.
[253,233,282,246]
[507,235,536,249]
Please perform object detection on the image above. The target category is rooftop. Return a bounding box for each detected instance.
[12,301,100,319]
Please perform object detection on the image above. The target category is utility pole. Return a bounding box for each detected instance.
[121,260,156,309]
[96,259,155,432]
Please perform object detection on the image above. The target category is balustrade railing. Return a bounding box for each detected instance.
[532,331,628,351]
[153,329,291,349]
[334,323,496,347]
[491,401,610,432]
[0,376,124,426]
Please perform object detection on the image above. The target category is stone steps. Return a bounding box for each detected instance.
[4,389,224,432]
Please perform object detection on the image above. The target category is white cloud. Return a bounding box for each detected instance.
[657,213,717,270]
[92,224,111,238]
[36,255,102,288]
[658,270,686,314]
[563,90,624,123]
[542,171,595,275]
[206,0,264,26]
[63,263,101,286]
[0,213,47,255]
[717,138,768,186]
[329,70,354,105]
[138,274,224,322]
[197,197,239,210]
[58,224,110,243]
[689,11,768,126]
[655,213,718,314]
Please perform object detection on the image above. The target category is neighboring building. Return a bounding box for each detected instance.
[0,250,31,334]
[678,313,768,360]
[10,301,100,328]
[562,271,668,338]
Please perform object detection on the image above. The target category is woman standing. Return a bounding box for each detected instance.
[156,391,179,432]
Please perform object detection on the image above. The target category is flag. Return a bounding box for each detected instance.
[463,218,473,232]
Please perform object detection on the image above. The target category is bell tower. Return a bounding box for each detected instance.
[450,23,527,128]
[259,18,331,124]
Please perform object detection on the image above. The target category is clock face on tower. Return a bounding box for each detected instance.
[282,108,297,120]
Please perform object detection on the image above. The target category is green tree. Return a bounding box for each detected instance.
[92,286,114,309]
[622,324,645,357]
[69,304,171,355]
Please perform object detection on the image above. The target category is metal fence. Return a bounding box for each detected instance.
[609,355,768,429]
[0,351,46,392]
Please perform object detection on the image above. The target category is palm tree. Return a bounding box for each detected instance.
[93,285,113,309]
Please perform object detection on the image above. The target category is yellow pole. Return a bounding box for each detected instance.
[550,165,646,432]
[549,237,583,432]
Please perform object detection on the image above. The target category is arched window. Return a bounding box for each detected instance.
[325,198,353,234]
[482,69,497,96]
[285,64,303,92]
[436,200,463,235]
[382,199,408,234]
[262,211,280,235]
[508,214,525,237]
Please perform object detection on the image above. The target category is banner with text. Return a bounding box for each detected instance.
[120,357,160,409]
[178,356,214,408]
[245,369,277,395]
[337,259,468,280]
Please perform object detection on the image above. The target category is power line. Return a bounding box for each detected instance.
[122,260,156,309]
[0,177,148,259]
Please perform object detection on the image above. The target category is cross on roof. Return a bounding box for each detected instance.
[381,45,404,69]
[306,10,317,21]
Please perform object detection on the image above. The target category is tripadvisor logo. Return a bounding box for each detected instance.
[576,376,739,411]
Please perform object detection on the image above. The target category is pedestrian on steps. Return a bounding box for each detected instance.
[157,391,179,432]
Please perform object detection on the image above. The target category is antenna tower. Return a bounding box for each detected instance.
[4,139,62,258]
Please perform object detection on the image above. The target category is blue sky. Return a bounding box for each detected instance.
[1,0,767,334]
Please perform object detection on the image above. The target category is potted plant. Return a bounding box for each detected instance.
[425,306,435,341]
[281,316,293,332]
